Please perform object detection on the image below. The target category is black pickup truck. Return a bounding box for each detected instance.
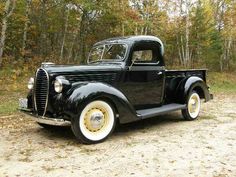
[19,36,213,144]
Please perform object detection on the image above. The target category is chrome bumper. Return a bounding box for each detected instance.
[20,109,71,126]
[19,98,71,126]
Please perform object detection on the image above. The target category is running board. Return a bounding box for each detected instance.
[137,103,186,119]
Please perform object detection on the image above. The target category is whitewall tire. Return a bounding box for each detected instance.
[182,91,201,121]
[71,100,116,144]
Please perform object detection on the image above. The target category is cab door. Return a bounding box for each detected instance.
[125,65,165,108]
[119,42,165,109]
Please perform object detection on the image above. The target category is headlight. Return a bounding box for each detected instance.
[27,77,34,90]
[54,78,63,93]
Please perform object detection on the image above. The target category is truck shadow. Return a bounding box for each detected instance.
[36,125,75,141]
[36,112,185,143]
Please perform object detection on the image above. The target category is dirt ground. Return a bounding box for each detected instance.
[0,93,235,177]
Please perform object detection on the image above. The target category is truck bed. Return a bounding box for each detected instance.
[164,69,208,104]
[165,69,207,82]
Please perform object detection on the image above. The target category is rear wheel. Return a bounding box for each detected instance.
[182,91,201,121]
[71,100,116,144]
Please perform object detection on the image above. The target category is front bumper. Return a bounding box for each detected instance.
[19,98,71,126]
[20,109,71,126]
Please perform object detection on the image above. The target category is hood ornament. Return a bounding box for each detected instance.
[41,62,55,68]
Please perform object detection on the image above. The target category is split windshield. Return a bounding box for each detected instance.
[88,43,127,63]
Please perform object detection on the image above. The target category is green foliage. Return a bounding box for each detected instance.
[188,0,227,70]
[0,0,236,70]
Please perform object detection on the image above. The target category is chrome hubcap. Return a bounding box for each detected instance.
[188,93,200,118]
[90,111,104,129]
[189,96,198,114]
[84,108,107,132]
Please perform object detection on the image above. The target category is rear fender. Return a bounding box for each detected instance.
[176,77,211,104]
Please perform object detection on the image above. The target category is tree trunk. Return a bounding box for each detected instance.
[225,15,233,70]
[220,55,223,72]
[0,0,16,67]
[122,23,125,36]
[181,35,186,66]
[75,10,88,63]
[135,23,138,35]
[39,0,47,58]
[68,20,80,62]
[22,0,31,59]
[185,0,190,68]
[68,35,77,62]
[225,37,232,70]
[60,8,70,61]
[0,16,8,66]
[144,26,148,35]
[177,36,183,66]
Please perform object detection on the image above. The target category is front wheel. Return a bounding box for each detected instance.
[182,91,201,121]
[71,100,116,144]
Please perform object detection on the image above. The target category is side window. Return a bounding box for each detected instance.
[131,41,163,65]
[132,50,153,62]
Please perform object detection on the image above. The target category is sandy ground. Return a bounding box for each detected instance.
[0,93,236,177]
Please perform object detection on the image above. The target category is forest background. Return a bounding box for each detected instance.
[0,0,236,114]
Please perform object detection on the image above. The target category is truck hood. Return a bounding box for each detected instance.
[43,63,122,75]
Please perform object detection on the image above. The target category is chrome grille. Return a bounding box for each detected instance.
[34,68,49,116]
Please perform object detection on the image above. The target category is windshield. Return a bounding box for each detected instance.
[88,43,127,63]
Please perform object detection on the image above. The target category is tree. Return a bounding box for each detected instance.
[0,0,235,71]
[0,0,16,67]
[190,0,217,67]
[59,4,70,61]
[174,0,196,68]
[22,0,31,59]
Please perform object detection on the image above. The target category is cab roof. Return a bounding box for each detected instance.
[94,35,164,55]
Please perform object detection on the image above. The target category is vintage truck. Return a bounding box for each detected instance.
[19,36,213,144]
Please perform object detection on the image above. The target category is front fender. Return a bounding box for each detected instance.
[63,82,139,124]
[177,76,211,104]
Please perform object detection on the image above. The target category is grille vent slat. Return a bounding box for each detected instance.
[66,73,117,83]
[34,69,49,116]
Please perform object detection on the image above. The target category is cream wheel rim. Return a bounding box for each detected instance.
[188,93,201,119]
[79,100,114,141]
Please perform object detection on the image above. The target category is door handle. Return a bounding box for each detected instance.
[157,71,163,75]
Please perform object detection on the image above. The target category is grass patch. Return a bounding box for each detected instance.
[0,92,25,116]
[0,63,29,116]
[0,63,235,116]
[208,72,236,93]
[0,97,18,115]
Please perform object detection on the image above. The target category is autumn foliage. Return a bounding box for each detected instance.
[0,0,236,71]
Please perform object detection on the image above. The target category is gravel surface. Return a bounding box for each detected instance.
[0,93,235,177]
